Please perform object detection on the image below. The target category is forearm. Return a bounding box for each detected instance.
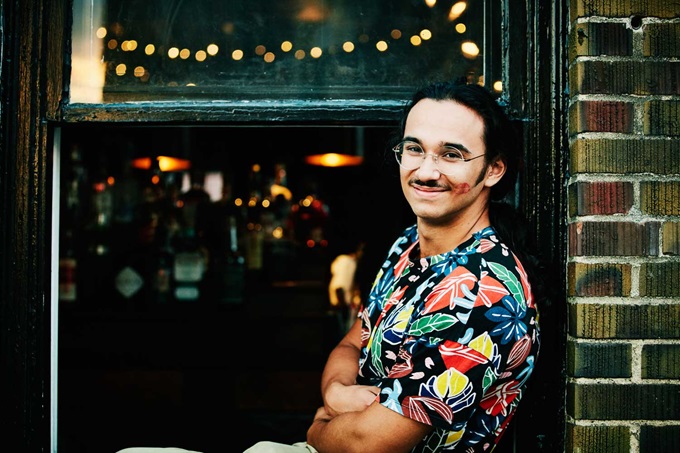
[320,320,362,393]
[307,410,363,453]
[307,404,429,453]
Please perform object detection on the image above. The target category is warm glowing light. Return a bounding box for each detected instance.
[145,44,155,55]
[310,47,323,58]
[297,4,327,22]
[264,52,275,62]
[391,29,402,39]
[222,22,235,34]
[295,49,306,60]
[493,81,503,92]
[128,40,138,51]
[461,41,480,58]
[179,48,191,59]
[133,66,145,77]
[195,50,207,62]
[281,41,293,52]
[410,35,423,46]
[455,23,467,33]
[262,199,271,208]
[252,164,261,173]
[107,39,118,50]
[255,45,266,56]
[305,153,364,167]
[248,198,257,208]
[232,49,244,60]
[449,2,467,21]
[272,227,284,239]
[234,198,243,207]
[271,184,293,200]
[115,64,127,76]
[425,0,437,7]
[306,239,315,248]
[342,41,355,52]
[151,175,160,185]
[96,27,107,39]
[168,47,180,59]
[207,44,219,55]
[107,176,115,185]
[131,156,192,172]
[420,29,432,40]
[376,41,388,51]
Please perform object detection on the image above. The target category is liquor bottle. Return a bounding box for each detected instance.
[111,157,168,309]
[59,144,86,304]
[172,226,206,303]
[151,226,175,304]
[58,228,78,303]
[80,161,115,307]
[224,215,246,303]
[203,174,246,304]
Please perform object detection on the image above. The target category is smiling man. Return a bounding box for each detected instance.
[243,81,544,453]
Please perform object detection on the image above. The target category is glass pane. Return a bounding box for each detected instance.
[56,124,416,451]
[70,0,501,103]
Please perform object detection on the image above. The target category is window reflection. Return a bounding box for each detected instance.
[70,0,500,103]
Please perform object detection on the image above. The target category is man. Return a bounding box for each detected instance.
[246,81,542,452]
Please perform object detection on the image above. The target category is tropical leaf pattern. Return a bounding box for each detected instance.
[356,225,541,452]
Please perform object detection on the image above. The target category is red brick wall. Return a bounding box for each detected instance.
[567,1,680,452]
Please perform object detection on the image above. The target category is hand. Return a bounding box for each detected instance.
[313,405,332,422]
[323,381,380,417]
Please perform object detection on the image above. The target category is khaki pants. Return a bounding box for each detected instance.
[243,441,318,452]
[116,449,203,453]
[116,442,318,453]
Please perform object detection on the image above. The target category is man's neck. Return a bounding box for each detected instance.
[417,206,490,258]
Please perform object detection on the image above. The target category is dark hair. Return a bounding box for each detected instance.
[393,80,549,307]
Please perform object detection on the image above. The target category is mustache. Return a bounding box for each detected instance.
[409,178,448,189]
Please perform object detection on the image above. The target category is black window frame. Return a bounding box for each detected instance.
[0,0,568,451]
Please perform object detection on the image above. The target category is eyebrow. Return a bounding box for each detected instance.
[403,136,472,155]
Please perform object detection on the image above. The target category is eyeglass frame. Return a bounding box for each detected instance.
[392,139,486,175]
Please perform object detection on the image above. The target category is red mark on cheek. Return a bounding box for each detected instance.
[453,183,471,194]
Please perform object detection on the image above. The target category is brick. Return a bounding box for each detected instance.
[570,0,680,21]
[571,60,680,95]
[644,23,680,57]
[644,101,680,136]
[639,262,680,297]
[568,340,632,377]
[569,221,660,256]
[663,222,680,255]
[570,303,680,339]
[568,383,680,420]
[569,181,634,216]
[570,138,680,174]
[569,100,633,133]
[642,344,680,378]
[639,425,680,453]
[570,22,632,61]
[566,423,631,453]
[641,181,680,215]
[568,262,632,296]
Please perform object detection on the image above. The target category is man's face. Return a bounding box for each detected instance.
[399,98,500,226]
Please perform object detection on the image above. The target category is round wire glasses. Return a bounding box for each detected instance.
[392,140,485,175]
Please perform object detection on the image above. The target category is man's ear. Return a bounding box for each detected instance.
[484,158,507,189]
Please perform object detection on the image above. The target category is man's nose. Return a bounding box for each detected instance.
[415,154,441,178]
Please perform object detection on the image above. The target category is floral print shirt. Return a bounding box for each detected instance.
[356,225,540,452]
